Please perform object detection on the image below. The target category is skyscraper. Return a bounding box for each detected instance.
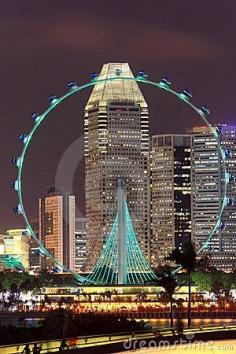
[84,63,150,271]
[220,125,236,262]
[29,218,41,272]
[74,217,86,273]
[190,126,221,255]
[190,125,236,271]
[39,189,75,271]
[151,135,192,267]
[150,125,236,271]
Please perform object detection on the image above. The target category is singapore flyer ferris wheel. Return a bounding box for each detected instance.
[10,69,229,284]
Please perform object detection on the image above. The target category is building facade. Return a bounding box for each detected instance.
[151,135,192,267]
[151,126,236,271]
[4,229,29,269]
[29,218,41,272]
[220,125,236,263]
[74,218,86,273]
[39,189,75,271]
[190,126,222,254]
[84,62,150,271]
[190,125,236,271]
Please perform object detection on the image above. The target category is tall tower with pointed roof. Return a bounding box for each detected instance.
[84,63,150,271]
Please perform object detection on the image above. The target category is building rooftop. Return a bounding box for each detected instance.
[85,62,148,110]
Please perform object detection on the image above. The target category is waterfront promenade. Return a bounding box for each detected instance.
[1,323,236,354]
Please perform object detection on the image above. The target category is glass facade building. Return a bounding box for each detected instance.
[84,63,150,271]
[151,126,236,271]
[190,125,236,271]
[190,126,221,253]
[151,135,191,267]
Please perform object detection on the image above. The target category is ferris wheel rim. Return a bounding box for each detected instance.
[12,74,228,282]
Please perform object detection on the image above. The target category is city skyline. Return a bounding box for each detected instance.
[7,60,235,275]
[2,53,236,273]
[4,119,236,274]
[0,3,234,286]
[3,56,236,274]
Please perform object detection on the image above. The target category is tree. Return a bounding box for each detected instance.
[20,278,34,294]
[157,267,178,329]
[166,241,196,328]
[7,283,21,310]
[211,271,233,310]
[192,271,213,293]
[0,280,6,311]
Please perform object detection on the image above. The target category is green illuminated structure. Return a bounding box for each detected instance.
[0,255,25,271]
[86,179,156,284]
[11,70,229,284]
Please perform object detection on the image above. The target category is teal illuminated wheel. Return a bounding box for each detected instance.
[11,72,229,283]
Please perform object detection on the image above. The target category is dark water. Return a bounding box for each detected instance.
[2,316,236,330]
[0,317,44,328]
[145,318,236,330]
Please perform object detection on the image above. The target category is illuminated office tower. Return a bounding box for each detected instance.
[190,126,222,256]
[39,189,75,271]
[74,218,86,273]
[191,125,236,271]
[151,135,192,267]
[84,63,150,271]
[4,229,29,269]
[220,126,236,264]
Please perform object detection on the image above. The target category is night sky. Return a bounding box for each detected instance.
[1,0,236,232]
